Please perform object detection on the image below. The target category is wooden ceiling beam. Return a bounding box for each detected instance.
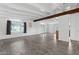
[33,8,79,22]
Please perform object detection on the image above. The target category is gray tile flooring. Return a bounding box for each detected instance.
[0,33,79,55]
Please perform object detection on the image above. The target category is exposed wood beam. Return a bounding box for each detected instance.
[33,8,79,22]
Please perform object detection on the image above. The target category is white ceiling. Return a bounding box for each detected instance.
[0,3,78,21]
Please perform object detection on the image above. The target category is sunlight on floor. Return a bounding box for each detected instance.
[40,33,47,40]
[68,38,73,54]
[53,33,57,44]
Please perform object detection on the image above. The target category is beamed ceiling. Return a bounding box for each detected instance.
[0,3,79,21]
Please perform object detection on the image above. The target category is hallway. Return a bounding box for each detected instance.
[0,33,79,55]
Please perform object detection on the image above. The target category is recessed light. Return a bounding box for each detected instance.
[40,23,45,25]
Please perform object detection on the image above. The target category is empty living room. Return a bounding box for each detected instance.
[0,1,79,59]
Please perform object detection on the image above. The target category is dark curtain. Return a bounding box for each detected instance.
[24,22,26,33]
[6,20,11,35]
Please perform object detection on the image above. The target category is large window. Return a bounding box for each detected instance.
[11,21,24,33]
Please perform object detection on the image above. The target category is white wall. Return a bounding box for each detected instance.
[54,13,79,42]
[70,13,79,41]
[27,21,42,35]
[0,17,59,40]
[0,13,79,42]
[57,15,69,42]
[0,17,7,36]
[0,18,42,39]
[0,18,27,39]
[48,24,58,33]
